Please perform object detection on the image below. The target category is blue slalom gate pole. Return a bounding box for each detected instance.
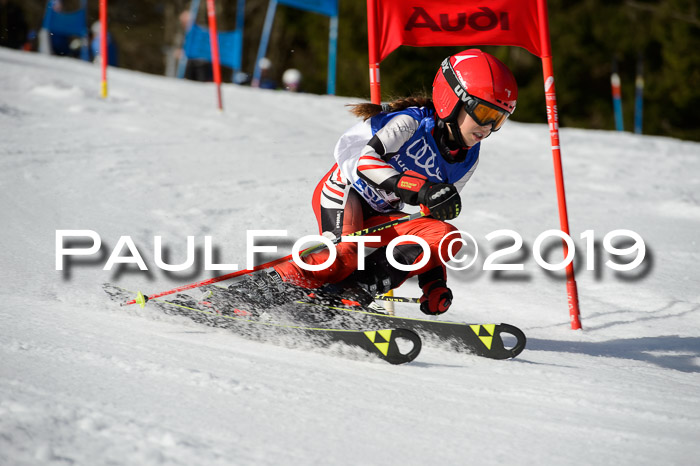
[327,14,338,95]
[611,58,624,132]
[634,55,644,135]
[177,0,201,79]
[252,0,277,87]
[235,0,246,74]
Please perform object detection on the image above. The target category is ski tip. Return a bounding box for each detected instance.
[135,291,149,308]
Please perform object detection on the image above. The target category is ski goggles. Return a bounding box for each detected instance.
[441,58,511,131]
[464,97,510,131]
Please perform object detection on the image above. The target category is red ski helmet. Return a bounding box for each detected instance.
[432,49,518,131]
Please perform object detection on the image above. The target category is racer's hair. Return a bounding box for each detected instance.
[348,96,434,121]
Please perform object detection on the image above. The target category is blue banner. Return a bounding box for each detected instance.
[277,0,338,17]
[184,25,243,71]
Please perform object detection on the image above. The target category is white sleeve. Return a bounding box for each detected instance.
[453,158,479,193]
[356,114,419,188]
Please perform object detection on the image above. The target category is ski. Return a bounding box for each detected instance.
[103,283,422,365]
[298,300,526,360]
[198,284,527,360]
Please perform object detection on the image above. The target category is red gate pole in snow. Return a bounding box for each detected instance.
[367,0,381,104]
[366,0,396,310]
[537,0,582,329]
[206,0,223,110]
[99,0,107,98]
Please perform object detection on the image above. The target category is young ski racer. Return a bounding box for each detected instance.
[233,49,518,316]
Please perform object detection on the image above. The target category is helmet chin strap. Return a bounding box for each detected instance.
[446,121,469,150]
[434,118,468,163]
[437,99,470,152]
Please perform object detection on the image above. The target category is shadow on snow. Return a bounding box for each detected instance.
[526,335,700,373]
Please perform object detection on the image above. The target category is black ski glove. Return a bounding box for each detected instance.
[393,171,461,221]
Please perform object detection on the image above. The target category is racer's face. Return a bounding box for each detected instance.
[457,108,492,147]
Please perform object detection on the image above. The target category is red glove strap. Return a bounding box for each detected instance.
[396,170,427,193]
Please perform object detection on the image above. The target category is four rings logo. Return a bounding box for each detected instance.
[406,137,442,179]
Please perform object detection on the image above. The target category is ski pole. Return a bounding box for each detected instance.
[121,207,429,307]
[375,294,421,304]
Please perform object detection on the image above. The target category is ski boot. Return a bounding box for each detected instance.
[225,269,308,311]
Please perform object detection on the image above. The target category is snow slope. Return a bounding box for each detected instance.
[1,48,699,465]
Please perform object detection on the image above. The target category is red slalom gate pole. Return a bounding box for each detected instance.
[366,0,381,104]
[121,253,295,307]
[99,0,107,98]
[205,0,223,110]
[537,0,582,330]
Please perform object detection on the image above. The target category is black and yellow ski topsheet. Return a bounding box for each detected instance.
[332,328,422,365]
[297,301,527,360]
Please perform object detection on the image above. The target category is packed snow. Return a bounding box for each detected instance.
[1,47,699,465]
